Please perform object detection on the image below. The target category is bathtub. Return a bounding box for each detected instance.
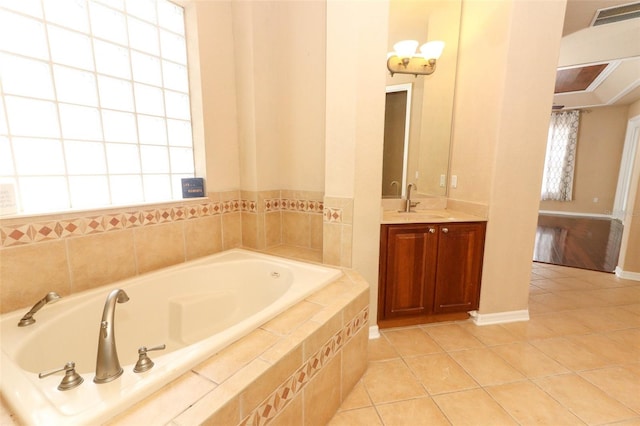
[0,249,342,425]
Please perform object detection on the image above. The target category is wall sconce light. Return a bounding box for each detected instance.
[387,40,445,77]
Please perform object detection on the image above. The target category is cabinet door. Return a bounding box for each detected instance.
[383,225,438,318]
[433,223,486,313]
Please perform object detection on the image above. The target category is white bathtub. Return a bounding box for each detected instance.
[0,249,342,425]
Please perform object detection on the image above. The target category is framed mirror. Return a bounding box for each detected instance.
[383,0,462,198]
[382,84,412,198]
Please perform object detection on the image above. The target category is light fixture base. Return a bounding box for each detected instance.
[387,55,437,77]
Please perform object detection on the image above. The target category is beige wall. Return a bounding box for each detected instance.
[540,105,629,215]
[617,99,640,275]
[325,0,388,315]
[449,0,566,315]
[233,1,326,193]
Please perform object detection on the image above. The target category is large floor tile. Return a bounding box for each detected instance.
[534,373,637,425]
[579,366,640,413]
[433,388,517,426]
[530,336,612,371]
[404,353,478,395]
[490,342,569,378]
[486,381,584,425]
[382,327,443,357]
[362,359,427,404]
[422,323,484,352]
[376,397,450,426]
[327,407,382,426]
[448,348,525,386]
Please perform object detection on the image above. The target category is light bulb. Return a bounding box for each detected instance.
[419,41,445,60]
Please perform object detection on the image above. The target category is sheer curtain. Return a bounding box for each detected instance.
[541,110,580,201]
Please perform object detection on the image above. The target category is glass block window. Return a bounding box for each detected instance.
[541,110,580,202]
[0,0,195,216]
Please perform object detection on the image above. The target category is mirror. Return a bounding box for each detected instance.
[382,0,462,198]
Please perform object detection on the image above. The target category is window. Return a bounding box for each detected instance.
[0,0,195,216]
[540,110,580,201]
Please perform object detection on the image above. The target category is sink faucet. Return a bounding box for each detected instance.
[17,292,61,327]
[405,183,420,212]
[94,289,129,384]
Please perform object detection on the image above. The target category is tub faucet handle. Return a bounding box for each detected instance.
[39,361,84,391]
[133,344,166,373]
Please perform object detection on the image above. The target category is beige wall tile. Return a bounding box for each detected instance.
[302,313,342,359]
[0,241,70,313]
[341,327,368,399]
[241,212,258,249]
[221,212,242,249]
[340,224,352,268]
[67,230,136,293]
[282,212,310,247]
[184,215,222,260]
[194,329,279,384]
[270,392,303,426]
[134,222,185,274]
[262,300,323,336]
[107,372,216,426]
[240,346,303,416]
[265,211,282,247]
[323,222,341,266]
[303,354,342,426]
[310,214,323,250]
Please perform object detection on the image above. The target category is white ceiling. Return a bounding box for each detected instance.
[553,0,640,109]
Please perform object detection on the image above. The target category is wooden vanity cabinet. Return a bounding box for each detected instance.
[378,221,486,327]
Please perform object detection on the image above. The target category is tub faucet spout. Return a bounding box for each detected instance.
[94,289,129,384]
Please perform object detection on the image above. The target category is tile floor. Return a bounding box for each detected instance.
[329,262,640,425]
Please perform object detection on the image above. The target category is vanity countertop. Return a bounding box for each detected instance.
[381,209,487,224]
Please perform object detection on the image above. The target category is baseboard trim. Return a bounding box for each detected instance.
[369,325,381,339]
[469,309,530,326]
[615,267,640,281]
[538,210,613,219]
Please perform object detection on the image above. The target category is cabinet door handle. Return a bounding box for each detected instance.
[428,228,436,233]
[442,228,449,233]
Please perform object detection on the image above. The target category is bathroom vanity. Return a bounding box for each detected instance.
[378,210,486,328]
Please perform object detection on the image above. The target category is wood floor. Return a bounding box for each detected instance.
[533,214,624,273]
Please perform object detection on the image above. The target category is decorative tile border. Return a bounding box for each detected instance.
[0,193,328,248]
[239,306,369,426]
[0,201,226,248]
[280,199,324,214]
[323,207,343,223]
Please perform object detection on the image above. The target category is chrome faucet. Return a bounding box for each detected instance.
[405,183,420,212]
[94,289,129,384]
[18,292,61,327]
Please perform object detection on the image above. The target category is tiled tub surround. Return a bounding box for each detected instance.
[1,266,370,426]
[323,197,354,268]
[0,190,352,315]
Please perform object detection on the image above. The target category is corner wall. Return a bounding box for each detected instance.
[450,0,567,316]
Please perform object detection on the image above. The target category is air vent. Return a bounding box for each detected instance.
[592,2,640,26]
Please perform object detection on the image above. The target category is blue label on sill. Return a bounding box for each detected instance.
[181,178,205,198]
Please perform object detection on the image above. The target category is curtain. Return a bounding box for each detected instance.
[541,110,580,201]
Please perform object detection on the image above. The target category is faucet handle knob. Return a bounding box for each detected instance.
[133,344,166,373]
[39,361,84,391]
